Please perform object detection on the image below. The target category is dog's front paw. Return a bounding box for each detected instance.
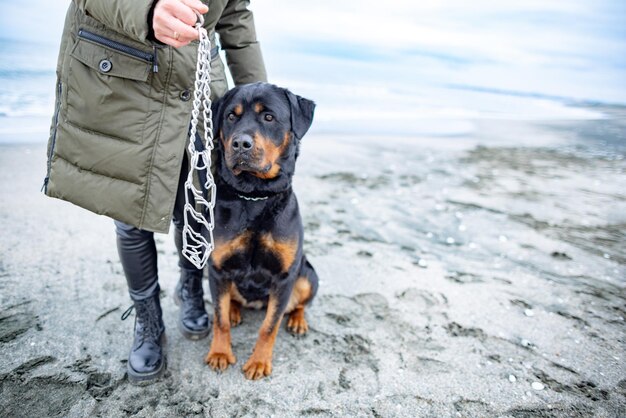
[242,355,273,380]
[205,351,236,371]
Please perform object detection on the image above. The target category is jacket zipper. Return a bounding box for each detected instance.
[77,29,159,73]
[42,80,63,192]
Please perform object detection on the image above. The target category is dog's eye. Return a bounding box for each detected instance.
[264,114,274,122]
[227,113,236,122]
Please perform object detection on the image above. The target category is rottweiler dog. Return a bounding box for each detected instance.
[204,82,319,380]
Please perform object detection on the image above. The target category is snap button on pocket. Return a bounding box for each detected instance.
[180,90,191,101]
[99,59,112,73]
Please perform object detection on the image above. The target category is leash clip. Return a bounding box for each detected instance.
[195,11,205,30]
[195,11,208,39]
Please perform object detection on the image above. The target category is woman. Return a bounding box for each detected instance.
[43,0,267,382]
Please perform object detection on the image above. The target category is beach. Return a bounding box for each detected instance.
[1,1,626,415]
[0,105,624,417]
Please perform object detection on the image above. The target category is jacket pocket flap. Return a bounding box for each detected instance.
[71,37,150,82]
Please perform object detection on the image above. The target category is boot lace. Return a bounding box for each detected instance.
[121,298,162,345]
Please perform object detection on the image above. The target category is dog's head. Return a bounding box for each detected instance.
[212,82,315,194]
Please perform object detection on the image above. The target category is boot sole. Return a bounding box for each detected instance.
[173,292,211,341]
[127,334,167,385]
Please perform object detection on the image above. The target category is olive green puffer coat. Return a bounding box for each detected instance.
[44,0,267,233]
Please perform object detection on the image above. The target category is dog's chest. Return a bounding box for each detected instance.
[210,231,299,303]
[211,230,298,274]
[211,196,299,273]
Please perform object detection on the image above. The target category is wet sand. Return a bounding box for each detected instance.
[0,108,625,417]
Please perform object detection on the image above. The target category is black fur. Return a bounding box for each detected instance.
[208,82,318,334]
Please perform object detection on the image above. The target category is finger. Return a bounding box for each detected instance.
[156,34,191,49]
[168,1,197,26]
[180,0,209,15]
[168,16,200,40]
[170,0,207,26]
[155,16,199,42]
[155,29,194,47]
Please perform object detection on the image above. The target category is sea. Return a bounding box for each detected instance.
[0,0,624,143]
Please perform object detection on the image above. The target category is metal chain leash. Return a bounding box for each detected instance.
[181,12,216,269]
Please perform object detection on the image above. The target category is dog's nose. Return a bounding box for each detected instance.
[232,134,253,152]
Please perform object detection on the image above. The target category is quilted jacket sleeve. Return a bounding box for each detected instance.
[216,0,267,84]
[72,0,155,42]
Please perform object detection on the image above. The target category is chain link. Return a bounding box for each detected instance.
[182,13,216,269]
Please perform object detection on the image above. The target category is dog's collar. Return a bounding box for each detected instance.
[221,183,290,202]
[236,193,270,201]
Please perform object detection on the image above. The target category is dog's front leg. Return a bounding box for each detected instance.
[242,292,288,380]
[205,282,236,371]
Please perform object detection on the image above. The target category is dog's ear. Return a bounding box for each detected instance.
[284,89,316,140]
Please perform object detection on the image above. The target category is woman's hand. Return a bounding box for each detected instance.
[152,0,208,48]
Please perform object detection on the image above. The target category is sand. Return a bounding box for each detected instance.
[0,110,625,417]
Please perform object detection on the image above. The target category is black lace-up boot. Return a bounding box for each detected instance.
[174,268,211,339]
[122,288,166,383]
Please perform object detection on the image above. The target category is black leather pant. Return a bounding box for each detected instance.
[115,151,206,301]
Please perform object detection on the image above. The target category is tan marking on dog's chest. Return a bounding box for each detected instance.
[260,233,298,272]
[211,231,251,269]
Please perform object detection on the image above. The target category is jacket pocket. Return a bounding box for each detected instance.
[65,28,154,143]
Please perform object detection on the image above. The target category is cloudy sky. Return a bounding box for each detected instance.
[1,0,624,137]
